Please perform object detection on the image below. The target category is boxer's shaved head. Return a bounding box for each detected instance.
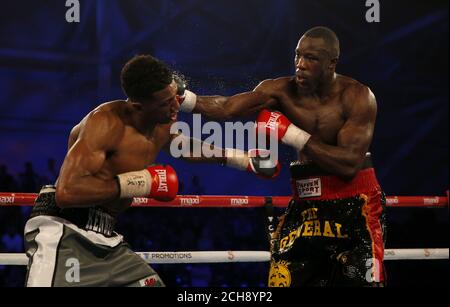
[303,26,340,59]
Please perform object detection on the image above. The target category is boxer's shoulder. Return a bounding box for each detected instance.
[257,76,291,89]
[335,75,375,112]
[70,104,126,148]
[336,74,371,97]
[254,77,292,99]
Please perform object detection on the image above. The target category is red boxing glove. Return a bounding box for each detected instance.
[116,165,178,201]
[256,110,311,151]
[147,165,179,201]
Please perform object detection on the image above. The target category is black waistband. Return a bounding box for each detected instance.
[290,153,373,178]
[30,185,117,237]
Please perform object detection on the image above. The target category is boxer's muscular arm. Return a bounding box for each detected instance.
[162,128,280,178]
[194,80,278,120]
[67,123,80,150]
[156,123,225,163]
[162,132,226,164]
[163,133,280,178]
[56,110,124,207]
[303,85,377,179]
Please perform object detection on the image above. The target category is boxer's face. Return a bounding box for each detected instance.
[144,81,180,124]
[294,36,336,94]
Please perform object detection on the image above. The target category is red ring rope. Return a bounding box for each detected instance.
[0,192,448,208]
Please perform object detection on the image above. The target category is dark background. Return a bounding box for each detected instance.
[0,0,448,287]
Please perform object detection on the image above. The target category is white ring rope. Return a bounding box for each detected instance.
[0,249,447,266]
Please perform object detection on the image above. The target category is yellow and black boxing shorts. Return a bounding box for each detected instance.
[269,165,386,287]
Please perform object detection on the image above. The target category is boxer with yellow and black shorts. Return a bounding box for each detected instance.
[268,154,386,287]
[175,26,387,286]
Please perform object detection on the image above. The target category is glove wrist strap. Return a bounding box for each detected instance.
[179,90,197,112]
[225,148,249,170]
[116,170,152,198]
[282,125,311,151]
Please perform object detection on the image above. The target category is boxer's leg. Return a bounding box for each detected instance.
[24,216,64,287]
[329,191,386,286]
[108,243,165,287]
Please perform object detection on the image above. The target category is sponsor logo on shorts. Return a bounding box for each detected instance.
[0,195,14,205]
[296,178,322,198]
[85,208,115,236]
[180,196,200,206]
[268,260,291,287]
[230,197,249,206]
[139,276,163,287]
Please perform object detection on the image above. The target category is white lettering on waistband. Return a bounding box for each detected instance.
[296,178,322,198]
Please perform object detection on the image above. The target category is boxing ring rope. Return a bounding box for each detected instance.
[0,249,448,266]
[0,192,448,266]
[0,192,448,208]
